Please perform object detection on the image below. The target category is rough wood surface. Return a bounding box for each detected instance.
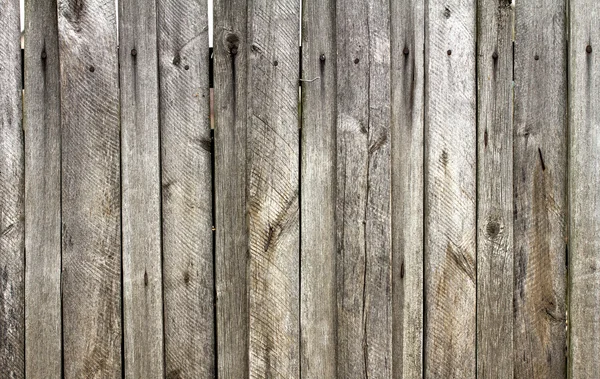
[23,0,62,376]
[513,0,567,377]
[424,0,477,377]
[0,0,24,376]
[119,0,164,376]
[157,0,214,376]
[568,1,600,376]
[213,0,249,377]
[336,0,392,377]
[476,1,514,378]
[57,0,122,376]
[300,0,337,378]
[390,0,424,377]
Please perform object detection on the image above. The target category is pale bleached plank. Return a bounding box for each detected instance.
[568,1,600,376]
[119,0,164,376]
[157,0,213,376]
[513,0,567,377]
[336,0,392,377]
[0,0,24,376]
[23,0,62,376]
[57,0,122,376]
[390,0,424,377]
[424,0,477,377]
[476,1,514,378]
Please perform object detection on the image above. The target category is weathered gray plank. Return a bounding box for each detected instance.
[424,0,477,377]
[300,0,336,378]
[568,1,600,376]
[57,0,122,376]
[336,0,392,377]
[513,0,567,377]
[213,0,249,376]
[119,0,164,377]
[23,0,62,376]
[157,0,213,376]
[0,0,24,376]
[390,0,424,377]
[476,1,514,378]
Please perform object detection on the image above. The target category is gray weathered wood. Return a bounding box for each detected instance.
[213,0,249,377]
[568,1,600,376]
[390,0,424,377]
[513,0,567,377]
[476,1,514,378]
[424,0,477,377]
[157,0,214,376]
[119,0,164,376]
[57,0,122,376]
[300,0,336,378]
[0,0,24,376]
[336,0,392,377]
[23,0,62,376]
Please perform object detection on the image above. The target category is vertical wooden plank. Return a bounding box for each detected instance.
[0,0,24,376]
[568,1,600,376]
[300,0,336,377]
[513,0,567,377]
[57,0,121,376]
[23,0,62,376]
[213,0,249,376]
[336,0,392,377]
[476,1,514,378]
[157,0,213,376]
[390,0,424,376]
[424,0,476,377]
[119,0,163,377]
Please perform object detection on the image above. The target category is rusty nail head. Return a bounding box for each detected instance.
[89,66,95,72]
[354,58,359,64]
[492,51,498,59]
[447,49,452,55]
[41,51,47,59]
[184,65,190,70]
[131,49,137,56]
[587,45,592,54]
[231,47,238,55]
[273,60,278,66]
[534,54,539,60]
[403,47,409,55]
[320,54,326,61]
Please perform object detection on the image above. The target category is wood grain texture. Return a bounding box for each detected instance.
[336,0,392,377]
[476,1,514,378]
[213,0,249,377]
[424,0,477,377]
[0,0,24,376]
[119,0,164,376]
[390,0,424,377]
[300,0,337,378]
[23,0,62,376]
[513,0,567,377]
[57,0,122,377]
[568,1,600,376]
[157,0,214,376]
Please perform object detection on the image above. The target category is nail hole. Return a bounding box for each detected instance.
[447,50,452,55]
[354,58,360,64]
[273,60,278,66]
[184,65,190,70]
[89,66,95,72]
[534,54,540,60]
[586,45,592,54]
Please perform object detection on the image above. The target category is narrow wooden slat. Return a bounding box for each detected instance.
[336,0,392,377]
[157,0,213,376]
[568,1,600,376]
[424,0,477,377]
[513,0,567,377]
[119,0,163,376]
[57,0,122,376]
[390,0,424,376]
[24,0,62,376]
[300,0,336,378]
[476,1,514,378]
[0,0,24,376]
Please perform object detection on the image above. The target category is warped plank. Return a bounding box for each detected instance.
[0,0,24,376]
[568,1,600,376]
[23,0,62,376]
[157,0,213,375]
[390,0,424,376]
[476,1,514,378]
[336,0,392,377]
[513,0,567,377]
[424,0,477,377]
[57,0,122,376]
[119,0,163,376]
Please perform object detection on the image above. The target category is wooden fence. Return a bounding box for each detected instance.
[1,0,600,377]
